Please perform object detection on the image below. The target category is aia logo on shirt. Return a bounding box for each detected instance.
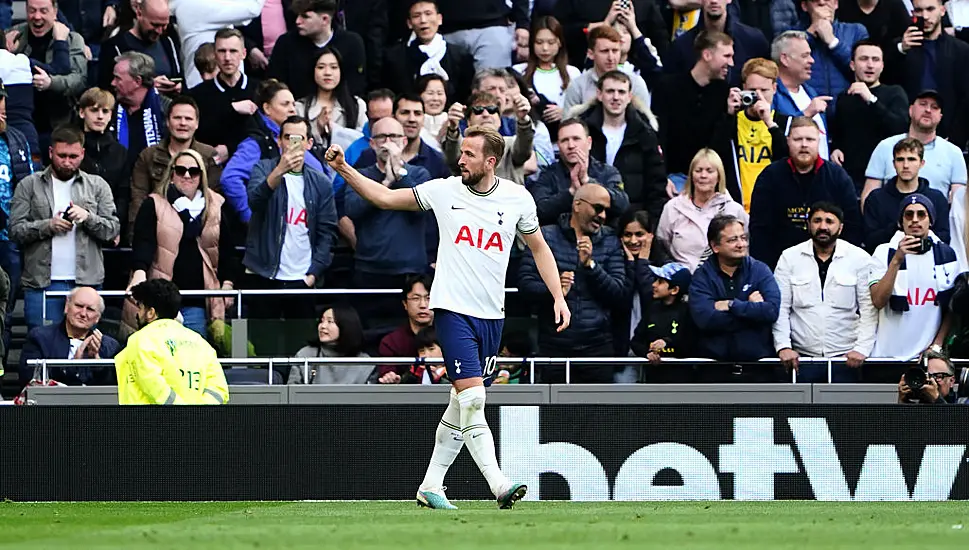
[907,287,938,306]
[454,226,504,251]
[286,207,307,227]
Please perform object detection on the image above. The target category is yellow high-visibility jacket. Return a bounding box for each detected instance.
[115,319,229,405]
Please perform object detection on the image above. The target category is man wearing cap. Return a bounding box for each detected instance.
[773,201,876,382]
[868,193,959,360]
[861,89,967,207]
[629,262,695,367]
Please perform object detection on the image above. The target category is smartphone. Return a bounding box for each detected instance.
[288,134,304,153]
[618,0,631,9]
[914,15,925,31]
[918,236,934,254]
[169,77,183,84]
[62,202,73,221]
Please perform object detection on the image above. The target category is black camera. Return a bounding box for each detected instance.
[904,367,927,392]
[740,91,759,107]
[917,236,934,254]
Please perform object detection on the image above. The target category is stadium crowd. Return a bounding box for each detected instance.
[1,0,968,395]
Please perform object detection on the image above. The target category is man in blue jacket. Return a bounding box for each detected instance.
[689,214,780,375]
[243,116,337,319]
[796,0,869,99]
[519,184,629,383]
[771,30,832,159]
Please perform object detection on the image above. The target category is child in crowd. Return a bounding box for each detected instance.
[404,327,447,384]
[630,263,694,367]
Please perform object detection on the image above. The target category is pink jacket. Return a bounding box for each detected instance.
[656,193,749,272]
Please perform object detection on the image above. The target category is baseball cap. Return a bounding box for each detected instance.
[898,193,936,226]
[912,89,943,111]
[649,262,692,292]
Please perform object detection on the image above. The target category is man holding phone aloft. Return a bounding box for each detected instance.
[896,0,969,139]
[868,194,959,360]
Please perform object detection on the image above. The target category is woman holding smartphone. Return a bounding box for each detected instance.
[513,16,580,132]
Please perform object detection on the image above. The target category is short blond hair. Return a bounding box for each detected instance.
[78,87,116,111]
[684,149,728,197]
[741,58,778,84]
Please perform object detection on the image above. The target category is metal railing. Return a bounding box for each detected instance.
[29,356,963,385]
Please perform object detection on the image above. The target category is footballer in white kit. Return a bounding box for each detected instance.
[325,127,570,511]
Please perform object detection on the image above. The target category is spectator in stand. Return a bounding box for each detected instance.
[528,118,630,226]
[501,71,557,170]
[554,0,669,72]
[267,0,367,98]
[221,79,324,225]
[242,115,337,319]
[442,91,535,185]
[830,40,909,192]
[862,90,966,205]
[657,148,748,272]
[168,0,262,89]
[576,70,666,219]
[610,5,665,89]
[773,201,876,382]
[898,350,960,403]
[713,58,791,211]
[895,0,969,139]
[355,94,450,180]
[771,30,832,160]
[19,287,120,386]
[953,185,968,271]
[629,262,695,372]
[654,31,733,191]
[108,52,171,177]
[124,149,236,337]
[240,0,296,77]
[795,0,870,99]
[189,28,260,158]
[129,96,222,245]
[513,16,582,140]
[665,0,770,88]
[289,305,370,384]
[77,88,128,242]
[381,0,473,103]
[342,88,395,169]
[10,0,87,155]
[99,0,183,95]
[410,326,447,384]
[347,117,431,294]
[193,43,218,83]
[869,194,959,359]
[0,37,41,156]
[561,26,651,116]
[520,184,629,384]
[417,74,448,148]
[612,209,665,363]
[0,80,35,354]
[9,126,120,332]
[376,273,434,384]
[864,137,950,252]
[296,47,366,133]
[53,0,120,80]
[689,215,781,369]
[838,0,911,56]
[436,0,530,71]
[749,117,862,268]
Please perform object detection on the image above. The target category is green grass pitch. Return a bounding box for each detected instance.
[0,501,967,549]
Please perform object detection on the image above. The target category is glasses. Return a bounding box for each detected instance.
[903,210,928,221]
[406,294,430,304]
[576,198,608,215]
[928,372,954,381]
[372,133,405,142]
[470,105,500,115]
[173,166,202,178]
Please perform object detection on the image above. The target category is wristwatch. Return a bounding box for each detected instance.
[587,260,596,269]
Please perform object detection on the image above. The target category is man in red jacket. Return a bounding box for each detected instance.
[376,273,434,383]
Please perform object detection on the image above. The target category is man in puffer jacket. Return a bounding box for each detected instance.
[519,184,630,384]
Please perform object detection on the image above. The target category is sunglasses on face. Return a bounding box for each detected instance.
[470,105,500,115]
[577,198,608,215]
[903,210,928,221]
[173,166,202,178]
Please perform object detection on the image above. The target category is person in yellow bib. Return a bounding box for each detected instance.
[115,279,229,405]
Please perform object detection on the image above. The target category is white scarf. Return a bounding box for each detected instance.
[408,32,450,81]
[172,190,205,221]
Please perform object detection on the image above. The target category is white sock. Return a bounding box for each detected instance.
[419,388,464,493]
[458,386,510,497]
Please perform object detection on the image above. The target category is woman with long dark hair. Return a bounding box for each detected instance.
[296,47,367,133]
[290,305,370,384]
[512,16,580,128]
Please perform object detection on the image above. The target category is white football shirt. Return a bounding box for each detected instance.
[413,176,539,319]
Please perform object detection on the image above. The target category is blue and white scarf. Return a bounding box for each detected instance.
[116,88,164,150]
[886,230,960,312]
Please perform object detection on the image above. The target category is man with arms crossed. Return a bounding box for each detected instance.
[325,127,571,510]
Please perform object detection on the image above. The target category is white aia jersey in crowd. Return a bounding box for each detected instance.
[413,176,539,319]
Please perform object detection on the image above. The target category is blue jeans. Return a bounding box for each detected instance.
[24,280,77,334]
[180,306,207,338]
[0,240,21,358]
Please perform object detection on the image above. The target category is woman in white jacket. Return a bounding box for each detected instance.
[656,149,749,272]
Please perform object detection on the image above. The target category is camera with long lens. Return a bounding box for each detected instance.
[903,367,927,393]
[740,91,759,107]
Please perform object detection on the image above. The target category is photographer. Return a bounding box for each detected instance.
[869,194,959,360]
[898,351,958,404]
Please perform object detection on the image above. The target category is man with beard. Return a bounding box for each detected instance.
[98,0,183,94]
[325,126,570,510]
[9,125,120,332]
[861,90,966,206]
[519,183,628,384]
[748,116,861,269]
[772,201,876,382]
[689,214,780,372]
[115,278,229,405]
